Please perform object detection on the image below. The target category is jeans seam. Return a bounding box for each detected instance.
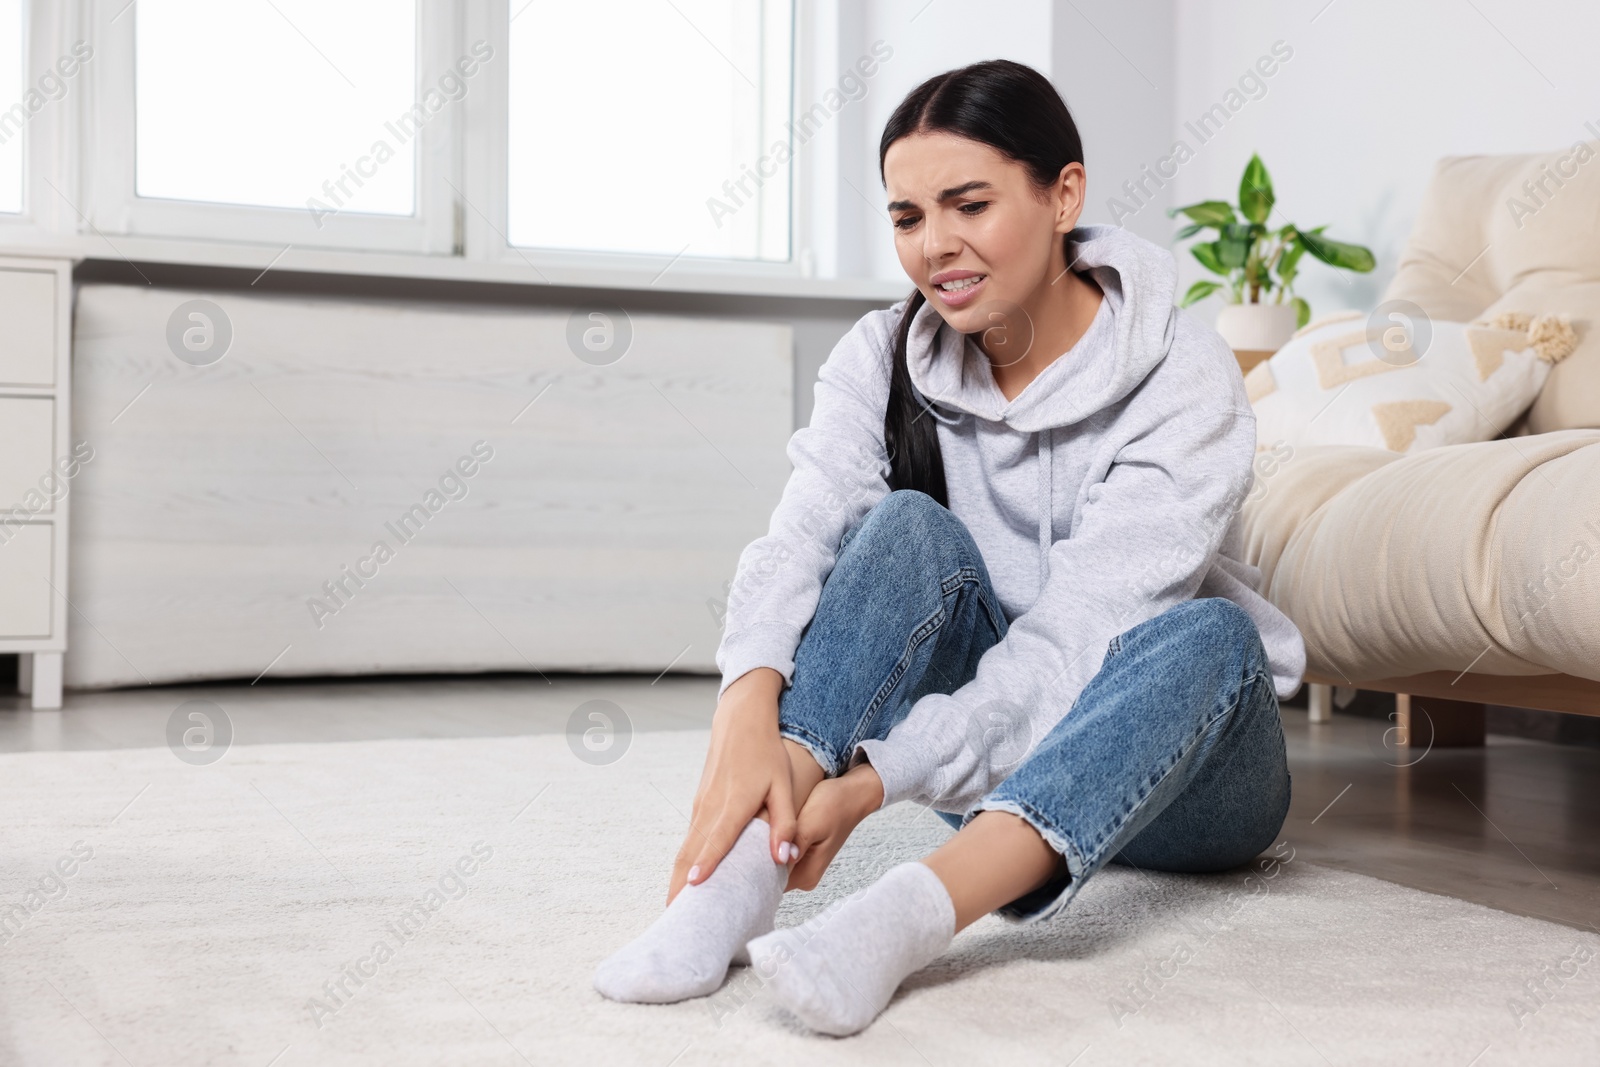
[947,564,1008,644]
[845,564,993,758]
[975,582,1008,642]
[845,603,946,757]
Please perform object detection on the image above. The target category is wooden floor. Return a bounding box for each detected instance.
[1280,705,1599,932]
[2,673,1596,932]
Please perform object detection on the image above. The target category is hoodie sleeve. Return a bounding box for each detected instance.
[851,399,1259,813]
[713,307,897,699]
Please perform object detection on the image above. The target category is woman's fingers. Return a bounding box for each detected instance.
[684,803,751,886]
[786,838,832,891]
[666,837,700,904]
[765,773,799,866]
[669,791,705,898]
[786,808,831,890]
[665,864,687,906]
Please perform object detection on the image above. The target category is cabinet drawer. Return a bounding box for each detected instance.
[0,521,52,638]
[0,397,54,514]
[0,269,57,387]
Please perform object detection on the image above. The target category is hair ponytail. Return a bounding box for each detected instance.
[877,59,1084,506]
[884,288,948,505]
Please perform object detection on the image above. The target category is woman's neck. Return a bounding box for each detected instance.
[984,266,1104,404]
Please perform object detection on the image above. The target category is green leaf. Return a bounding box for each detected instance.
[1175,222,1205,239]
[1180,280,1225,307]
[1239,154,1274,224]
[1169,200,1237,227]
[1298,230,1376,272]
[1277,234,1308,286]
[1216,235,1250,270]
[1190,241,1228,276]
[1291,296,1311,329]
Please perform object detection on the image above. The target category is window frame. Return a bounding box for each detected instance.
[0,0,887,298]
[0,0,80,242]
[459,0,808,282]
[84,0,459,255]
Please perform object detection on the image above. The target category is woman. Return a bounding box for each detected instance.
[594,58,1305,1036]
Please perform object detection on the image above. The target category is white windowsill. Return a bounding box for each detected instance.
[0,231,908,303]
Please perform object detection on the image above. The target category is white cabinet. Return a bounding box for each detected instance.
[0,399,56,512]
[0,269,59,387]
[0,257,71,708]
[0,523,52,636]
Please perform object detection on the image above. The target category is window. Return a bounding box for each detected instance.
[84,0,805,272]
[134,0,417,218]
[0,0,25,214]
[91,0,451,252]
[506,0,793,261]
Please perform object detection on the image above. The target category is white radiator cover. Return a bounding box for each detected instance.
[68,284,792,688]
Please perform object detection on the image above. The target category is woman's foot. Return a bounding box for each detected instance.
[744,861,954,1035]
[593,818,787,1003]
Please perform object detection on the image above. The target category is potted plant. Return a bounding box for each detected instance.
[1170,154,1376,351]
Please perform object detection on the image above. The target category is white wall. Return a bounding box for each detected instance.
[1053,0,1177,246]
[1169,0,1600,323]
[836,0,1054,282]
[840,0,1600,319]
[834,1,1180,279]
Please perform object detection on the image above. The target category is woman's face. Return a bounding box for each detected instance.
[883,131,1084,336]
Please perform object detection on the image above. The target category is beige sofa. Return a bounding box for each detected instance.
[1240,141,1600,740]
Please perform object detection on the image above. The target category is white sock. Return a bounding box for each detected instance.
[593,818,785,1004]
[745,861,955,1035]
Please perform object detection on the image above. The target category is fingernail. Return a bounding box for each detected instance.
[777,842,791,863]
[780,841,796,863]
[687,865,700,883]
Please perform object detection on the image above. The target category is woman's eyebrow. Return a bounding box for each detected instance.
[887,180,994,213]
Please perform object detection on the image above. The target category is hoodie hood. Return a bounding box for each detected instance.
[904,224,1180,434]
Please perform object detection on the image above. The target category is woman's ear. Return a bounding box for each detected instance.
[1053,161,1087,234]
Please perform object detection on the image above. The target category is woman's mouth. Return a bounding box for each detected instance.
[931,272,987,307]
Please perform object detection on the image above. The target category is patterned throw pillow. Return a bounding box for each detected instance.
[1245,309,1578,454]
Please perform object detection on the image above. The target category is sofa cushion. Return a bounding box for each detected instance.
[1383,141,1600,433]
[1245,312,1568,454]
[1240,431,1600,683]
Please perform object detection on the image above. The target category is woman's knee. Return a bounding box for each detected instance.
[1118,597,1268,681]
[1164,597,1256,640]
[852,489,946,540]
[840,489,973,568]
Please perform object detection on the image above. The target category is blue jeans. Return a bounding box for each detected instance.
[777,490,1291,923]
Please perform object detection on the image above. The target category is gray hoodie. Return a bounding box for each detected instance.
[715,224,1306,815]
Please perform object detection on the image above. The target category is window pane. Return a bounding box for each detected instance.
[135,0,416,216]
[508,0,792,261]
[0,0,24,214]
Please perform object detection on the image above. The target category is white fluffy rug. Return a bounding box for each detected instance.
[2,729,1596,1066]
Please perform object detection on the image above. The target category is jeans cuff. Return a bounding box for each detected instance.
[777,725,842,778]
[964,797,1090,925]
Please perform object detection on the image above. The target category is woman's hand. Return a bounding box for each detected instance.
[786,762,884,891]
[667,668,796,905]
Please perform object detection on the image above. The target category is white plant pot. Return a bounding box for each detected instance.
[1214,302,1299,351]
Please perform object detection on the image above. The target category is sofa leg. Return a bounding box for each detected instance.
[1396,693,1485,748]
[1308,683,1333,723]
